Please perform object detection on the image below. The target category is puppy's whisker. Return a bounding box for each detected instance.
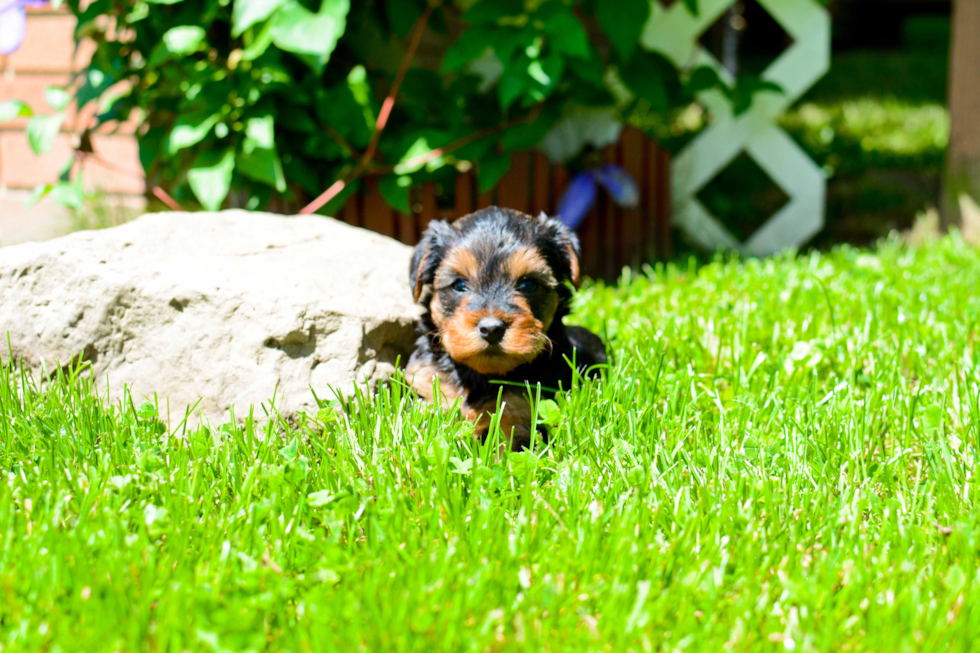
[543,336,555,356]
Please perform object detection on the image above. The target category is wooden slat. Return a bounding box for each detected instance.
[579,200,599,281]
[552,166,569,216]
[602,145,619,281]
[620,129,645,269]
[347,132,671,281]
[455,171,474,217]
[419,183,438,234]
[477,180,493,209]
[341,192,361,227]
[397,212,417,245]
[655,149,672,260]
[361,178,396,238]
[645,140,664,261]
[496,152,530,212]
[531,152,550,216]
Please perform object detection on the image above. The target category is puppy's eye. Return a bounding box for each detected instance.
[451,279,468,293]
[517,278,539,294]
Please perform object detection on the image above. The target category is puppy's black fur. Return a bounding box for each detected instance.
[407,206,606,449]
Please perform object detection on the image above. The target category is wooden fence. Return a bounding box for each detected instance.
[335,128,671,281]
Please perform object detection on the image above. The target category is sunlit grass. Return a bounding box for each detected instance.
[3,235,980,650]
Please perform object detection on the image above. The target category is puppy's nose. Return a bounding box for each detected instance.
[477,317,507,345]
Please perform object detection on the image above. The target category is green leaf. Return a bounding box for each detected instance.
[270,0,349,72]
[464,0,524,24]
[945,566,967,593]
[188,148,235,211]
[385,0,425,38]
[307,490,337,507]
[44,87,71,112]
[378,174,411,213]
[535,399,561,426]
[621,50,683,111]
[162,26,206,53]
[50,181,84,211]
[441,25,495,73]
[232,0,288,37]
[242,21,275,61]
[543,10,590,59]
[478,151,510,193]
[498,69,527,111]
[682,0,698,15]
[729,76,784,115]
[394,136,436,175]
[245,114,276,149]
[282,157,320,194]
[500,105,560,150]
[527,54,564,100]
[136,402,157,419]
[167,112,219,155]
[277,106,318,133]
[346,64,374,126]
[26,113,65,154]
[686,65,722,96]
[0,100,33,123]
[279,437,299,461]
[597,0,650,61]
[26,184,54,209]
[75,68,114,110]
[237,116,286,192]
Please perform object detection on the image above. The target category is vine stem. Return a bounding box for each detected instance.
[299,2,436,215]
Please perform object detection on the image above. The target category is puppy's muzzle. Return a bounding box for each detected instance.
[477,317,507,345]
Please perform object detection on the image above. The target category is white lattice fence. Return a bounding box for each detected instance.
[641,0,830,256]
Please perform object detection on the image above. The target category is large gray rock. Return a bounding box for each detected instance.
[0,211,421,424]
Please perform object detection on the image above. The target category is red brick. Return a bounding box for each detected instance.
[0,72,71,128]
[1,131,142,194]
[85,134,144,194]
[0,73,139,135]
[0,131,73,188]
[5,15,95,73]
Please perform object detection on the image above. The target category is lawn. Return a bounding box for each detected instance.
[3,235,980,651]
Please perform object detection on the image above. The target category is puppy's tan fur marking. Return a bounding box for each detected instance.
[413,251,431,302]
[434,247,480,288]
[564,243,581,288]
[505,246,556,285]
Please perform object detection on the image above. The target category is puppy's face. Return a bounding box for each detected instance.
[410,208,581,376]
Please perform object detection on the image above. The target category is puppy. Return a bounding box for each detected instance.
[406,206,606,450]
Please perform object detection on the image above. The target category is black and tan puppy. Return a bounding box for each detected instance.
[407,206,606,450]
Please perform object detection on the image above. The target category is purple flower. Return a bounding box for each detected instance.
[557,164,640,230]
[556,171,597,230]
[0,0,47,56]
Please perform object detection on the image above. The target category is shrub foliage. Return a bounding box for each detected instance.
[25,0,775,213]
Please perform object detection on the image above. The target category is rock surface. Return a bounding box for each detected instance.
[0,211,421,424]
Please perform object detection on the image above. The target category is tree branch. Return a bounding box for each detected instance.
[300,3,436,215]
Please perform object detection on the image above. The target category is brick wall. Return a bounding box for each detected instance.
[0,5,144,246]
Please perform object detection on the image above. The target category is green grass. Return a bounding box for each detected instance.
[4,236,980,651]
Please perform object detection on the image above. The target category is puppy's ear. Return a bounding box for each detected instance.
[535,213,582,288]
[409,220,456,302]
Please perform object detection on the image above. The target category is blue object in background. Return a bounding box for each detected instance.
[557,164,640,230]
[0,0,47,55]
